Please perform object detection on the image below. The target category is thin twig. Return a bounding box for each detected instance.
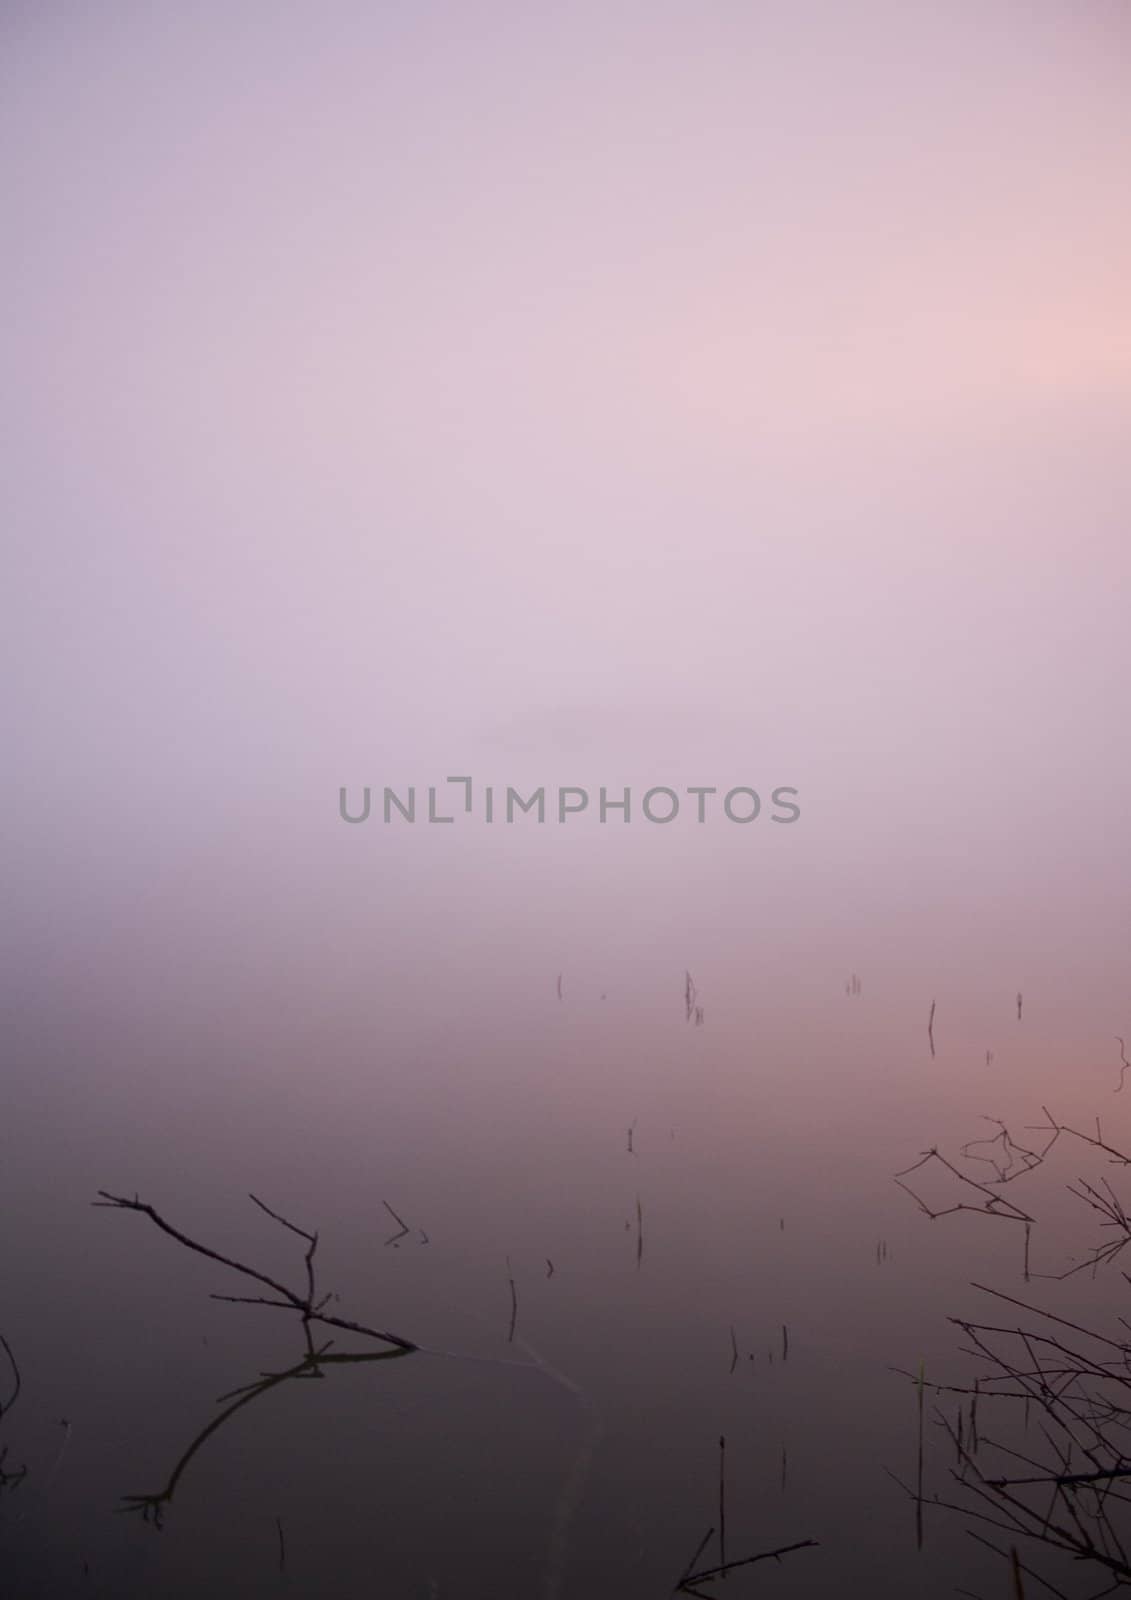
[506,1257,518,1344]
[682,1538,819,1586]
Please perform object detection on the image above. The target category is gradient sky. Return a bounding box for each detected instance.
[3,4,1130,1087]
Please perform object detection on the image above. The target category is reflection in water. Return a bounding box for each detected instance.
[892,1108,1131,1594]
[119,1340,411,1531]
[90,1187,824,1594]
[0,1047,1127,1596]
[7,968,1131,1596]
[0,1336,27,1495]
[89,1191,417,1535]
[88,1096,1131,1596]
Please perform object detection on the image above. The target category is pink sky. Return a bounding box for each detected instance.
[3,4,1130,1118]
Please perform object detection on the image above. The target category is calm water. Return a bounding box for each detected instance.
[4,902,1128,1598]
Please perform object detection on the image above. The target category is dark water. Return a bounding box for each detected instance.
[4,935,1129,1599]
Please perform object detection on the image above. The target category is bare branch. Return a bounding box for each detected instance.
[94,1190,415,1352]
